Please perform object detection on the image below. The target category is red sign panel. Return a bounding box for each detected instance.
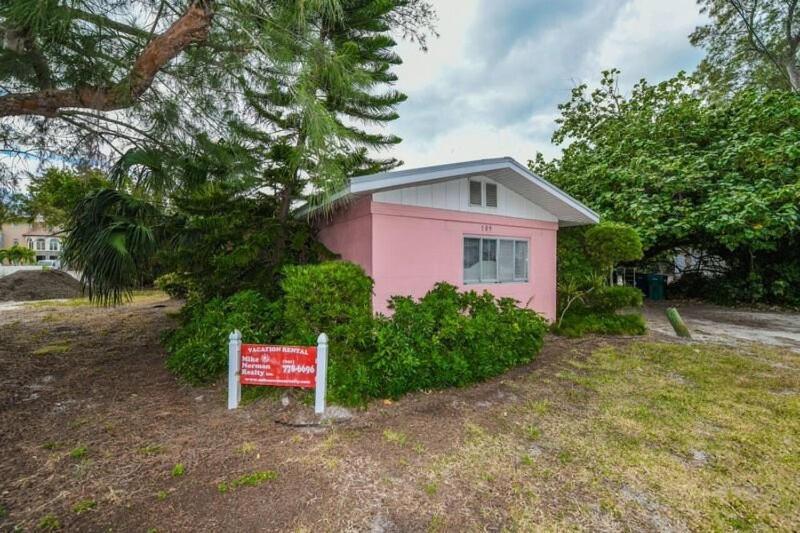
[240,344,317,388]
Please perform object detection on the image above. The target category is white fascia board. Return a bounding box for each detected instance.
[504,159,600,224]
[298,157,599,225]
[294,185,353,218]
[350,158,514,193]
[351,157,599,224]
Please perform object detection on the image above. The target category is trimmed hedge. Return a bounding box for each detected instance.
[280,261,377,405]
[280,265,547,404]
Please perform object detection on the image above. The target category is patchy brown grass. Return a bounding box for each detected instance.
[0,297,797,531]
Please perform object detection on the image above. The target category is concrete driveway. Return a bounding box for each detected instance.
[644,301,800,352]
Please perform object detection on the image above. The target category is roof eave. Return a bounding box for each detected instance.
[295,157,600,225]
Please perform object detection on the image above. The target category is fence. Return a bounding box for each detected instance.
[0,266,81,279]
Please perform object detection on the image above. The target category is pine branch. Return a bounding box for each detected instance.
[0,0,214,118]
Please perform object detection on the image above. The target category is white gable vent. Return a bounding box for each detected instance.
[485,182,498,207]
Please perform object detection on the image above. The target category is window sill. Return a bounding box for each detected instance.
[464,280,529,285]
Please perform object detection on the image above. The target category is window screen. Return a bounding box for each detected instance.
[469,179,482,206]
[464,237,528,283]
[481,238,498,281]
[498,240,514,281]
[514,240,528,280]
[485,182,498,207]
[463,238,480,282]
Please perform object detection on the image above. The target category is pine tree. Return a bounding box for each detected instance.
[229,0,417,222]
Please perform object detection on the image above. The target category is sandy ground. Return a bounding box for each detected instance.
[1,296,797,531]
[644,301,800,352]
[0,296,630,531]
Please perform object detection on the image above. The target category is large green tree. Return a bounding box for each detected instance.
[26,167,111,227]
[0,0,434,184]
[691,0,800,92]
[0,187,26,225]
[531,70,800,304]
[61,0,436,304]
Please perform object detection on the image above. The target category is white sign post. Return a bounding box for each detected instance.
[314,333,328,415]
[227,329,242,410]
[227,331,328,415]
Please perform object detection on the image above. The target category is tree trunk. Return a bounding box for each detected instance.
[0,1,214,118]
[787,61,800,91]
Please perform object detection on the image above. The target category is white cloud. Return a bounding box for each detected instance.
[385,0,706,169]
[582,0,706,89]
[390,123,557,169]
[392,0,481,93]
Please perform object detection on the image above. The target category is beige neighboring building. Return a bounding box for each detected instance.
[0,219,64,263]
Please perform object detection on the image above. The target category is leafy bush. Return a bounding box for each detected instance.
[583,286,643,313]
[280,261,377,405]
[166,262,549,405]
[555,223,647,337]
[154,272,195,299]
[370,283,548,400]
[556,227,597,284]
[165,290,282,384]
[584,222,643,271]
[280,261,373,346]
[551,312,646,337]
[558,222,643,285]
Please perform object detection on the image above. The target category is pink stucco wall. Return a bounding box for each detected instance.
[316,196,373,276]
[316,197,558,321]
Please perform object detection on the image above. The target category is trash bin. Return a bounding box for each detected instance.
[647,273,667,300]
[635,273,650,298]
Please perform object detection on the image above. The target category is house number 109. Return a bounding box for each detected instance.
[480,224,493,232]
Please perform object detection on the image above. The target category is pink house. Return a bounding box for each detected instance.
[304,158,598,321]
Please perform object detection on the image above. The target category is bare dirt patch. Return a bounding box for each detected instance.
[0,270,82,302]
[1,297,797,531]
[644,300,800,352]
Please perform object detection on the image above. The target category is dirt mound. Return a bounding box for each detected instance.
[0,270,82,302]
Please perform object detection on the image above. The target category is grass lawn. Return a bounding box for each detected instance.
[443,341,800,530]
[0,297,798,530]
[25,289,167,308]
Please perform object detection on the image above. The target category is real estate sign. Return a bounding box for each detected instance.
[228,331,328,414]
[240,344,317,388]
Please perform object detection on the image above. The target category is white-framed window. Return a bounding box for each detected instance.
[464,236,528,284]
[468,178,498,208]
[49,239,59,251]
[35,238,45,251]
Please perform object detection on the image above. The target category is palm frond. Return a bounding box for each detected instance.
[62,188,162,305]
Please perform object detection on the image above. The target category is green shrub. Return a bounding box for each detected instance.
[556,223,646,337]
[154,272,195,299]
[556,227,597,283]
[558,222,643,285]
[370,283,548,400]
[584,222,643,271]
[165,262,549,406]
[551,312,646,337]
[280,261,376,405]
[583,286,643,313]
[165,290,282,384]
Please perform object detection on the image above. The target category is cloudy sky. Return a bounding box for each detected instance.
[384,0,706,168]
